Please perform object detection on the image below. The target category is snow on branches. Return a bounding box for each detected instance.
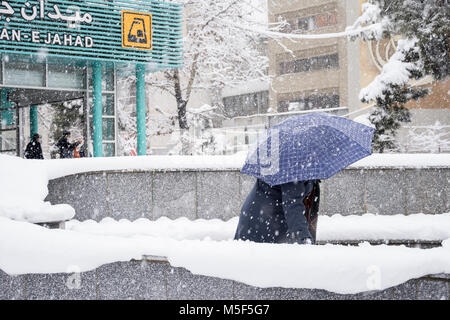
[152,0,269,132]
[359,38,424,103]
[345,2,389,41]
[349,0,449,152]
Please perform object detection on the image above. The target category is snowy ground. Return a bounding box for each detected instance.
[1,216,450,294]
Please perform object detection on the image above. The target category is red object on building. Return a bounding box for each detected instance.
[315,14,329,28]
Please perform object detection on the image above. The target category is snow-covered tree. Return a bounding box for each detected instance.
[405,121,450,153]
[48,99,84,158]
[148,0,269,154]
[167,104,227,155]
[347,0,449,152]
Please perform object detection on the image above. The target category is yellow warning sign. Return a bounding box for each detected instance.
[122,11,152,50]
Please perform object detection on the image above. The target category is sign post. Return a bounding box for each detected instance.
[136,63,147,156]
[92,61,103,157]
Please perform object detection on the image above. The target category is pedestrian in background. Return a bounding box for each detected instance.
[56,130,83,159]
[24,133,44,160]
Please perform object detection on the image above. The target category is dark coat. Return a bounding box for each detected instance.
[56,136,80,159]
[234,179,320,244]
[24,139,44,159]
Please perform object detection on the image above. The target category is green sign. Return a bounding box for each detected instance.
[0,0,183,69]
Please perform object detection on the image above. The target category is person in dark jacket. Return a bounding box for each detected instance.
[234,179,320,245]
[24,133,44,159]
[56,130,83,159]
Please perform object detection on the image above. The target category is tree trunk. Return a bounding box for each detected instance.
[176,100,192,155]
[177,99,189,130]
[173,70,192,155]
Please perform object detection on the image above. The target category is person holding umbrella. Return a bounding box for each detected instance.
[234,112,374,245]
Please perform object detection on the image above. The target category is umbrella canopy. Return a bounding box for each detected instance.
[241,112,374,186]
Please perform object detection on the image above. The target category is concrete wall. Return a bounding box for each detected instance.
[6,167,448,301]
[1,260,448,300]
[46,168,450,222]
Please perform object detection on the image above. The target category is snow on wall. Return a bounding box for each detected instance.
[1,216,450,294]
[1,153,449,222]
[66,213,450,242]
[0,155,74,223]
[1,154,450,293]
[40,153,450,180]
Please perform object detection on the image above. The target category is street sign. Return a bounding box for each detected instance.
[0,0,182,68]
[122,11,152,51]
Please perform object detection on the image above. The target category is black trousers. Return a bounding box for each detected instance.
[234,179,320,244]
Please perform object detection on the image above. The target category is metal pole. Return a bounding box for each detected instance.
[92,61,103,157]
[16,103,20,157]
[0,89,4,150]
[136,63,147,156]
[30,105,38,137]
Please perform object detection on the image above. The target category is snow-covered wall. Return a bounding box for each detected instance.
[45,154,450,222]
[1,260,448,300]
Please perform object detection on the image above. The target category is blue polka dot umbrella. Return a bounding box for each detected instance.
[241,112,374,186]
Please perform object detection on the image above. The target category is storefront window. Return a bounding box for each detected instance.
[89,118,115,145]
[102,118,115,141]
[0,96,15,126]
[88,66,115,92]
[88,92,116,157]
[4,61,45,87]
[103,143,115,157]
[103,94,115,116]
[48,65,86,89]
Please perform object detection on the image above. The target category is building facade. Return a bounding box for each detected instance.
[267,0,449,152]
[268,0,360,115]
[0,0,183,158]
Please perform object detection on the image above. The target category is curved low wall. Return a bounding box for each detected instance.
[1,260,448,300]
[45,167,450,222]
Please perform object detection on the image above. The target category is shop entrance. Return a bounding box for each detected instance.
[0,55,118,158]
[0,88,86,157]
[0,0,183,157]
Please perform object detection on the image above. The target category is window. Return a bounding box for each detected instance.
[223,91,269,117]
[298,12,338,32]
[87,65,116,157]
[297,16,315,31]
[48,64,86,89]
[278,53,339,76]
[313,54,339,70]
[0,101,15,126]
[103,143,115,157]
[4,61,45,87]
[89,117,115,142]
[88,67,114,92]
[328,12,338,26]
[277,6,338,34]
[294,58,311,73]
[278,94,339,112]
